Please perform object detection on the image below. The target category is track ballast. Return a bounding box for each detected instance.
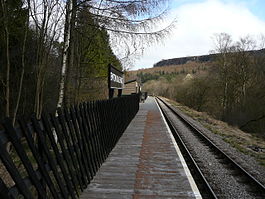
[156,97,265,199]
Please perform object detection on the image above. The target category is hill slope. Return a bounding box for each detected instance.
[153,48,265,68]
[127,61,211,83]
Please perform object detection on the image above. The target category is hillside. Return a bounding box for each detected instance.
[153,48,265,68]
[127,61,212,83]
[154,54,217,67]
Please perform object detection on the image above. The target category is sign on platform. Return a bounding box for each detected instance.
[108,64,124,89]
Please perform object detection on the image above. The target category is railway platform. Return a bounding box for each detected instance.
[80,97,201,199]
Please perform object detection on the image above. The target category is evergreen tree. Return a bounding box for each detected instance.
[65,7,122,103]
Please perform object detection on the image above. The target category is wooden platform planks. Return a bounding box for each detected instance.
[80,97,200,199]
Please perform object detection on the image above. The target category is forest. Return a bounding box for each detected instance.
[142,33,265,136]
[0,0,174,124]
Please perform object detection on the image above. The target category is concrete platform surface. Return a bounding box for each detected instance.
[80,97,201,199]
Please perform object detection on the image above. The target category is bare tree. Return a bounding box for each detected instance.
[57,0,176,108]
[232,37,256,106]
[213,33,233,119]
[29,0,64,118]
[95,0,175,68]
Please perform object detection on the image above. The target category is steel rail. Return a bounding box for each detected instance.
[155,97,218,199]
[156,97,265,196]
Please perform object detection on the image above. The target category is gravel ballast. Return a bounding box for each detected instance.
[157,99,265,199]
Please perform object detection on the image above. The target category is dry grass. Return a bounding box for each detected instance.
[164,98,265,167]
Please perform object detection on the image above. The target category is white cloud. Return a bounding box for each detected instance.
[132,0,265,70]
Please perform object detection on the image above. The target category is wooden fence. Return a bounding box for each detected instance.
[0,94,139,198]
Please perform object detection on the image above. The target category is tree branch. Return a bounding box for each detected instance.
[240,114,265,129]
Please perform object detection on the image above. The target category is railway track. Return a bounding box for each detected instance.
[155,97,265,199]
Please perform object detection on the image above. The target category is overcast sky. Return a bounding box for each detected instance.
[131,0,265,70]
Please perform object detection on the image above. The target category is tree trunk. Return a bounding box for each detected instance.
[75,51,82,104]
[222,81,228,119]
[12,0,29,125]
[1,0,10,117]
[57,0,74,108]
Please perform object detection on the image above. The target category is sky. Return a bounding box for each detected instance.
[131,0,265,70]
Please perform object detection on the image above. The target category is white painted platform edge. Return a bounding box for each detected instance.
[155,99,202,199]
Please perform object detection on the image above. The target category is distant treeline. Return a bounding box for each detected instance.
[153,49,265,67]
[137,69,188,83]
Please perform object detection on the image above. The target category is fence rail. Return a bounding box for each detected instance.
[0,94,139,198]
